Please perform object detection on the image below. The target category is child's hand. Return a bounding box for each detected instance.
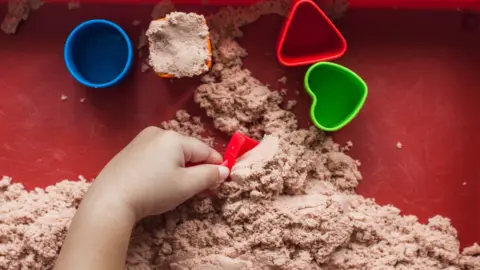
[56,127,229,270]
[87,127,229,220]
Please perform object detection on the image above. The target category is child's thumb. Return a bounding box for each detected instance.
[181,165,229,197]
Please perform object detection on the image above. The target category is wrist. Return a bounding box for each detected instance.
[80,184,138,226]
[57,184,137,270]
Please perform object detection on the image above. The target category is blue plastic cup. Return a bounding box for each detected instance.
[64,19,133,88]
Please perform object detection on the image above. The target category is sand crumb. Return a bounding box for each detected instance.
[284,100,297,110]
[341,140,353,151]
[462,182,467,186]
[67,0,80,10]
[79,98,86,103]
[60,94,68,101]
[277,76,287,84]
[147,12,211,78]
[396,141,403,149]
[141,62,150,73]
[2,2,479,270]
[132,20,141,26]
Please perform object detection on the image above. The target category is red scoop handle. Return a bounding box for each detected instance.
[221,132,259,170]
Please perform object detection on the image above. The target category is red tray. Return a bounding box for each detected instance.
[24,0,480,10]
[0,3,478,248]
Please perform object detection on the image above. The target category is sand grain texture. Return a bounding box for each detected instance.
[147,12,210,78]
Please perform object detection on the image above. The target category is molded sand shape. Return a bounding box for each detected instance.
[147,12,212,78]
[305,62,367,131]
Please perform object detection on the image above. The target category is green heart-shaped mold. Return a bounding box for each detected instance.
[304,62,368,131]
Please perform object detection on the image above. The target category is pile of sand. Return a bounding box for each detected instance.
[160,110,215,147]
[1,1,480,269]
[147,11,211,78]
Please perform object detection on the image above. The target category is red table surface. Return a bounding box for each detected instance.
[0,4,479,247]
[13,0,480,10]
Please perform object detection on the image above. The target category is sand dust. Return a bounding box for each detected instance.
[278,76,287,84]
[132,20,141,26]
[67,0,80,10]
[151,0,175,20]
[147,12,211,78]
[137,28,149,50]
[1,1,480,269]
[141,62,150,73]
[314,0,349,20]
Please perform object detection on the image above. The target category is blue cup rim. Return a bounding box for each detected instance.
[64,19,133,88]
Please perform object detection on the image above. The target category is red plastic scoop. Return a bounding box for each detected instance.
[195,132,258,197]
[220,132,259,170]
[186,132,258,170]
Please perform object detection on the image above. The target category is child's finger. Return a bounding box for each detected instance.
[179,165,229,199]
[179,136,223,164]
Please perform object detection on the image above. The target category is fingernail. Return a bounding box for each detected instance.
[218,166,230,181]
